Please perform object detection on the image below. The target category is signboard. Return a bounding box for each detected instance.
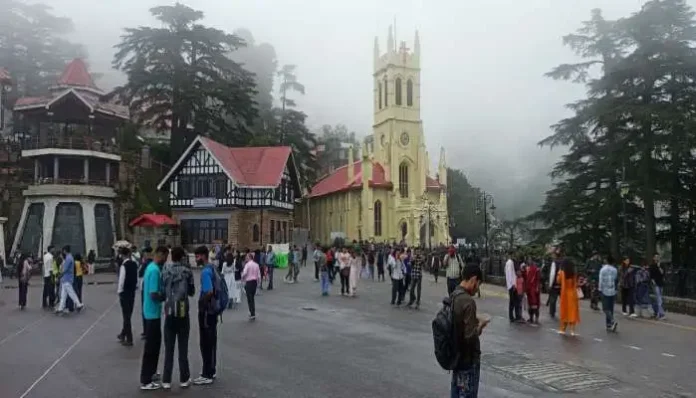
[192,197,216,208]
[269,243,289,269]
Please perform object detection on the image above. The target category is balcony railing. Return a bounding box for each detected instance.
[34,177,117,188]
[22,136,119,155]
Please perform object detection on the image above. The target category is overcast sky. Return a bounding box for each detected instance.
[41,0,664,217]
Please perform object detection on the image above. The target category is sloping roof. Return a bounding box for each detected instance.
[157,135,295,190]
[57,59,99,90]
[0,68,11,83]
[426,176,443,189]
[129,213,177,227]
[309,160,391,198]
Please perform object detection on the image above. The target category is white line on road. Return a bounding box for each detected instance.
[19,300,118,398]
[0,315,47,346]
[593,338,603,342]
[624,345,642,351]
[661,353,676,358]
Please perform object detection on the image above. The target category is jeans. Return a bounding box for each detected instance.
[601,294,616,328]
[314,262,319,280]
[320,271,330,295]
[245,280,258,316]
[447,278,459,295]
[408,277,422,306]
[267,266,274,290]
[548,288,559,318]
[652,285,665,317]
[198,311,218,379]
[163,316,190,384]
[74,275,83,301]
[140,318,162,384]
[621,287,635,314]
[377,264,385,281]
[508,288,521,321]
[450,362,481,398]
[391,278,403,304]
[340,272,350,294]
[119,291,135,342]
[42,276,55,307]
[57,281,81,311]
[18,280,28,307]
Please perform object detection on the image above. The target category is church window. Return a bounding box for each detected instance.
[378,82,382,109]
[395,77,402,106]
[399,162,409,198]
[401,222,408,240]
[384,76,388,107]
[374,200,382,236]
[407,79,414,106]
[252,224,260,242]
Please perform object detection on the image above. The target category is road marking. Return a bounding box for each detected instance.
[0,315,47,346]
[19,299,117,398]
[491,361,615,392]
[661,353,676,358]
[593,338,603,342]
[624,345,642,351]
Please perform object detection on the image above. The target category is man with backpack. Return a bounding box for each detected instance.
[160,247,195,389]
[432,265,488,398]
[194,245,226,386]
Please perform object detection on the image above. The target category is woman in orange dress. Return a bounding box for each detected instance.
[557,259,580,335]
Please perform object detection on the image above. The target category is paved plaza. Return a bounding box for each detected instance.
[0,271,695,397]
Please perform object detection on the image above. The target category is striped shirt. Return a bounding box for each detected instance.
[444,254,462,279]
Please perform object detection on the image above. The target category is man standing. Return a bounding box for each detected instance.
[444,246,462,295]
[548,252,561,318]
[194,246,218,385]
[407,248,425,309]
[504,251,521,322]
[598,255,618,332]
[291,245,301,283]
[649,254,666,320]
[585,252,602,310]
[55,246,83,314]
[161,247,195,389]
[139,246,168,390]
[42,246,55,309]
[451,265,489,398]
[265,246,276,290]
[117,247,139,346]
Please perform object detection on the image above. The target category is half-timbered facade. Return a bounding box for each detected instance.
[157,135,301,249]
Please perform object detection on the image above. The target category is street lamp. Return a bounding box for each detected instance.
[475,192,495,268]
[419,192,439,250]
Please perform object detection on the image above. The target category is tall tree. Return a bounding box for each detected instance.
[112,3,258,157]
[446,168,486,242]
[277,64,305,144]
[0,0,85,96]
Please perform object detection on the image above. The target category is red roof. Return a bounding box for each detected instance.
[309,160,390,198]
[426,176,443,189]
[57,59,98,90]
[0,68,11,83]
[129,213,177,227]
[200,136,292,187]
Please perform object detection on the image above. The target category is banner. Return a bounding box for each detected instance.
[270,243,289,268]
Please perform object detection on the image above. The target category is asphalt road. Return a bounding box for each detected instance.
[0,271,693,397]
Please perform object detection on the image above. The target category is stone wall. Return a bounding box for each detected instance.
[229,208,293,250]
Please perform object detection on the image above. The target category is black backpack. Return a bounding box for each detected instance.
[432,289,465,370]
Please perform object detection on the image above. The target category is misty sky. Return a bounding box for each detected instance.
[41,0,668,217]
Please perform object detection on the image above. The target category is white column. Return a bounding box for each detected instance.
[43,198,58,253]
[53,157,59,181]
[83,201,98,257]
[34,159,39,183]
[10,201,30,257]
[105,162,111,185]
[83,158,89,183]
[0,217,7,262]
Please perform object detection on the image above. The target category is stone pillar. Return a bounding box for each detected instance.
[34,159,39,183]
[105,162,111,185]
[53,156,59,181]
[83,158,89,183]
[0,217,6,262]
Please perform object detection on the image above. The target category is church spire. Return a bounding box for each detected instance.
[387,25,394,53]
[438,147,447,185]
[414,30,420,56]
[373,36,380,67]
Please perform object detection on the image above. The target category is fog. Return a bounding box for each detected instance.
[40,0,662,218]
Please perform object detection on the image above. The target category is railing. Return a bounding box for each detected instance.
[22,136,119,155]
[33,177,117,188]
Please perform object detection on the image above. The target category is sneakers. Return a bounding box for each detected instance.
[611,321,618,332]
[180,379,192,388]
[161,383,171,390]
[629,313,638,318]
[193,376,214,385]
[622,311,628,316]
[140,382,161,391]
[249,315,256,321]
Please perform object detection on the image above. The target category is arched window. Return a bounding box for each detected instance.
[406,79,414,106]
[374,200,382,236]
[395,77,402,106]
[398,162,409,198]
[252,224,260,242]
[401,222,408,240]
[378,81,383,109]
[384,76,388,107]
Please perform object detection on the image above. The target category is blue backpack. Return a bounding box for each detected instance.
[206,264,230,317]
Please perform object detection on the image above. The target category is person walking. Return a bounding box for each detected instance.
[117,247,139,346]
[18,254,32,310]
[242,252,260,319]
[407,248,425,309]
[557,259,580,336]
[55,246,83,314]
[444,246,462,295]
[139,246,168,390]
[338,248,351,296]
[525,259,541,324]
[649,254,666,320]
[376,247,385,282]
[292,245,301,283]
[42,247,55,309]
[620,256,637,317]
[349,249,360,297]
[389,249,405,305]
[265,246,276,290]
[161,247,195,390]
[505,252,521,322]
[194,246,218,385]
[598,255,618,332]
[222,252,239,309]
[317,247,330,296]
[547,252,561,318]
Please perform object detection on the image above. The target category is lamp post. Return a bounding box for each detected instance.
[475,192,495,268]
[420,192,439,250]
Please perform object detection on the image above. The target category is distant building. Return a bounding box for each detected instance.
[157,135,302,250]
[0,68,11,133]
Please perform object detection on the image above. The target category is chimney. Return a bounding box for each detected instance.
[141,144,151,169]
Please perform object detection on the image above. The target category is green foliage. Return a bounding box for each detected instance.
[0,0,85,96]
[111,2,258,157]
[446,168,486,241]
[533,1,696,265]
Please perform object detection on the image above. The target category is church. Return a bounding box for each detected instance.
[307,28,449,247]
